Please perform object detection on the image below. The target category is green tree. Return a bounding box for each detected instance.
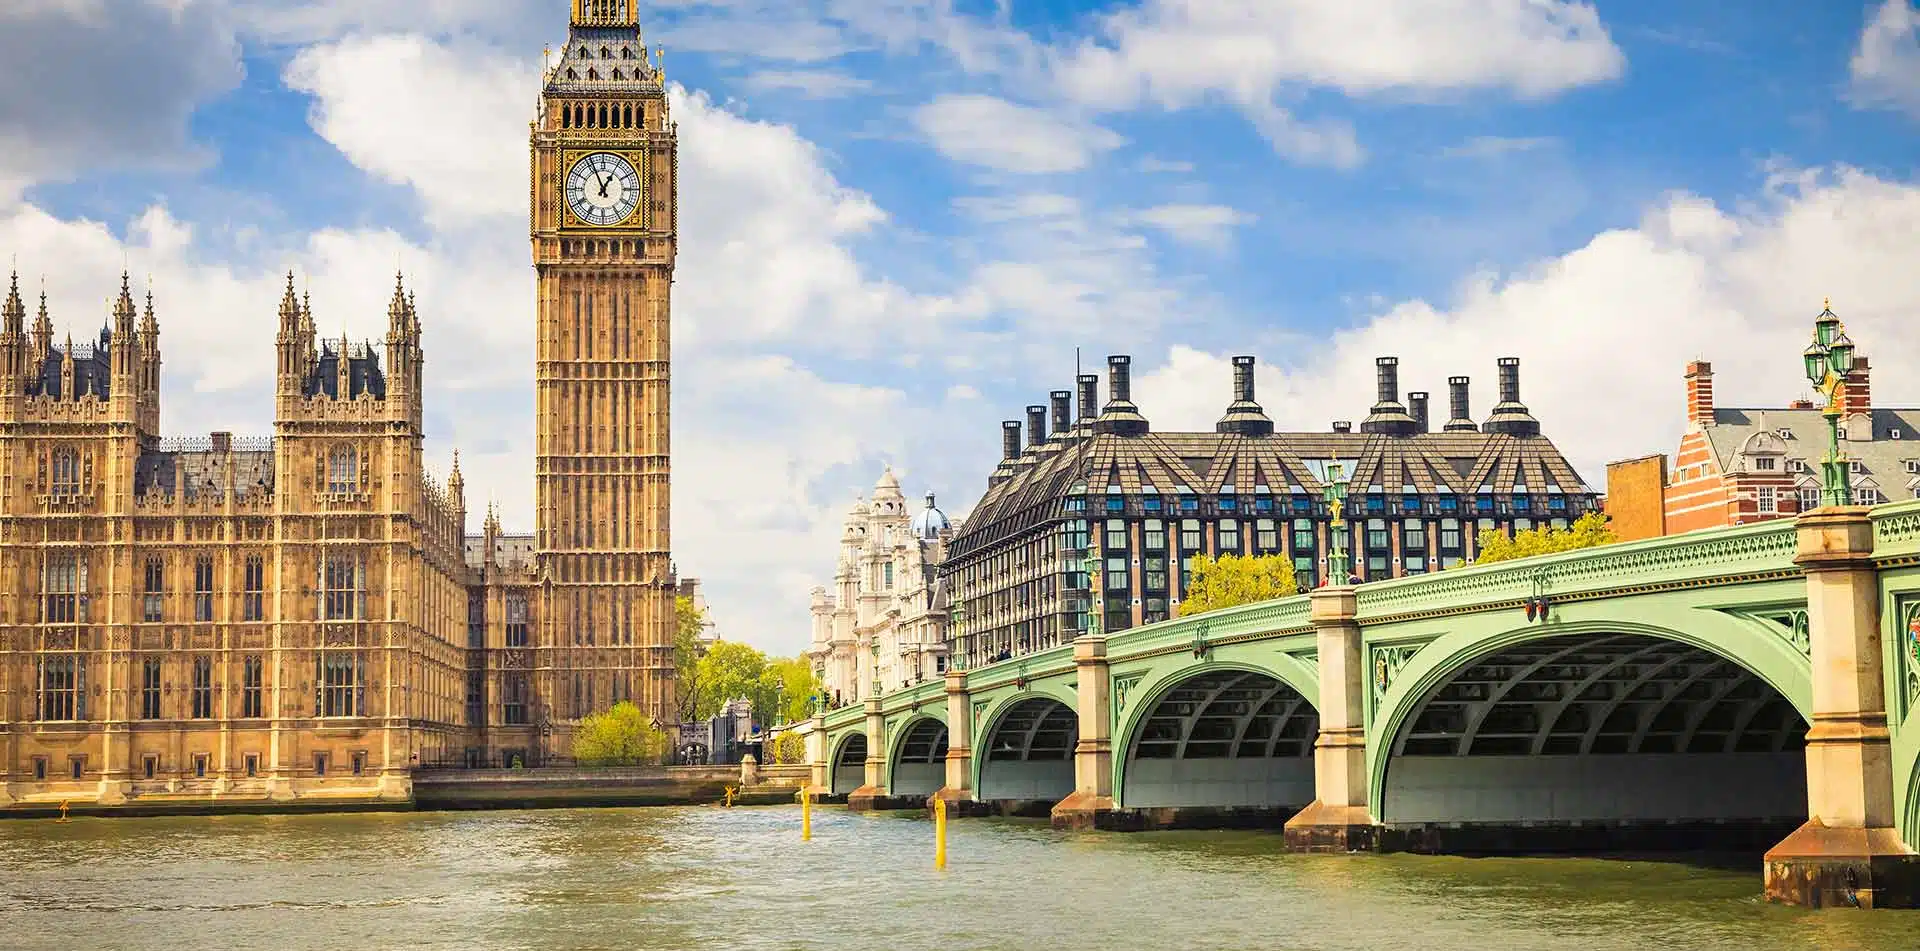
[571,701,670,766]
[673,596,708,723]
[1470,511,1618,566]
[1178,553,1299,617]
[768,731,807,765]
[763,654,823,725]
[693,640,770,722]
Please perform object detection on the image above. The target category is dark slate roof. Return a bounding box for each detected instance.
[136,442,276,499]
[1703,407,1920,500]
[951,428,1595,559]
[29,328,115,400]
[547,26,660,93]
[304,340,386,400]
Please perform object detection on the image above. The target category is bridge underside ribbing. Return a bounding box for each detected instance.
[1119,670,1319,827]
[890,719,948,798]
[831,734,865,797]
[979,698,1076,812]
[1383,632,1808,852]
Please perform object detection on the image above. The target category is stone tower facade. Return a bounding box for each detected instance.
[0,271,473,808]
[530,0,678,736]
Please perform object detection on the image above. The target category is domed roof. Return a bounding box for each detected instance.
[910,492,950,540]
[873,465,904,498]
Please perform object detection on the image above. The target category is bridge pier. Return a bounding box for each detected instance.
[930,668,988,816]
[1052,636,1119,830]
[1764,508,1920,908]
[1284,586,1381,852]
[846,698,899,812]
[800,711,829,803]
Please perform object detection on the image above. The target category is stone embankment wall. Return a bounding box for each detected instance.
[413,763,810,811]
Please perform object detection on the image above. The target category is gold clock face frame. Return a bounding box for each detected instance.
[560,149,649,230]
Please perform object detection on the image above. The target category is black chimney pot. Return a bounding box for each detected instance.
[1001,421,1021,460]
[1026,405,1047,447]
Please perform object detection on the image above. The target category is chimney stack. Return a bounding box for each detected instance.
[1843,357,1871,417]
[1049,390,1072,441]
[1408,392,1430,434]
[1482,357,1541,437]
[1026,405,1048,448]
[1332,421,1353,434]
[1075,374,1099,429]
[1361,356,1419,436]
[1444,376,1478,432]
[1685,360,1715,431]
[1095,354,1150,436]
[1216,355,1274,436]
[211,431,233,454]
[1001,420,1022,461]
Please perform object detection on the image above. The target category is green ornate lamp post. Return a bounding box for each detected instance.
[1801,299,1857,508]
[1323,461,1351,586]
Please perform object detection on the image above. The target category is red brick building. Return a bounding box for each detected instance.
[1607,344,1914,541]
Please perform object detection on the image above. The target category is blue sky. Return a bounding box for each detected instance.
[1,0,1917,654]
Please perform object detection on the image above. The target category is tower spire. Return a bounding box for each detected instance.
[3,270,22,335]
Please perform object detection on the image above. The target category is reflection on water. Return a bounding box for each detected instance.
[4,807,1920,951]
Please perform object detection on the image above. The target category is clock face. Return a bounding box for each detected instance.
[566,153,642,227]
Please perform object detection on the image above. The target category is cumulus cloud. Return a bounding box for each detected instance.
[1850,0,1920,119]
[0,0,241,196]
[1132,167,1920,491]
[1049,0,1623,164]
[912,94,1125,174]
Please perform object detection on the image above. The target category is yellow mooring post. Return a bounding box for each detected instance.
[56,800,71,824]
[801,789,813,841]
[933,795,948,870]
[724,786,737,808]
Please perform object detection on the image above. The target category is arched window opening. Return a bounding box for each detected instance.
[561,106,571,129]
[600,47,612,60]
[612,69,623,82]
[327,445,359,495]
[50,447,79,495]
[566,69,578,81]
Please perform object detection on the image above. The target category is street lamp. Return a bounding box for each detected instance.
[1802,299,1857,508]
[1082,537,1103,638]
[1323,462,1352,586]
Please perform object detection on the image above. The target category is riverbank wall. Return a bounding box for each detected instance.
[2,763,811,819]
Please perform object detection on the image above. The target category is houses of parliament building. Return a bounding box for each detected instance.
[0,0,678,810]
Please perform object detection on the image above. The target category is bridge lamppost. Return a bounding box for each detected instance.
[1323,461,1352,586]
[1801,299,1857,508]
[1082,538,1103,639]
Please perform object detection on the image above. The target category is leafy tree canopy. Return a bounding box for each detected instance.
[572,701,670,766]
[673,596,708,723]
[1178,553,1299,617]
[1469,511,1617,566]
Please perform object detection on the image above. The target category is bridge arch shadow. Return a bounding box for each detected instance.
[1114,664,1320,826]
[887,716,948,797]
[1378,629,1808,853]
[829,733,866,796]
[975,696,1078,812]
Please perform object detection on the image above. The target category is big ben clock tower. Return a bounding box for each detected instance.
[532,0,677,734]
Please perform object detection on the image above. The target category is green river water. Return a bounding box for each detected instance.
[5,806,1920,951]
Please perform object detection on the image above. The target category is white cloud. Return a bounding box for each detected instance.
[0,0,240,195]
[1131,204,1258,248]
[1050,0,1623,164]
[285,36,533,227]
[1137,157,1195,173]
[1850,0,1920,119]
[912,94,1124,174]
[1132,166,1920,491]
[741,69,875,98]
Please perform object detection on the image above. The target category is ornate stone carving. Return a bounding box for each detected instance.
[1900,598,1920,721]
[1370,643,1420,702]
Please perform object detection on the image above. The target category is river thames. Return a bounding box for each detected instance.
[6,806,1920,951]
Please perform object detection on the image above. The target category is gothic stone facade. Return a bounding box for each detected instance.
[0,274,474,807]
[0,1,685,807]
[946,354,1601,669]
[530,0,680,738]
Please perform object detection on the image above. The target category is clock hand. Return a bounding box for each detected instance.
[597,173,614,198]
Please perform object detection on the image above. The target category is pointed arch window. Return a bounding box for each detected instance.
[321,553,366,621]
[327,445,359,494]
[50,447,79,496]
[193,554,215,622]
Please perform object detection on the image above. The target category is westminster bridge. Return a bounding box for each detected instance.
[802,504,1920,908]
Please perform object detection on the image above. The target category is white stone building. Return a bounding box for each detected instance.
[809,468,957,709]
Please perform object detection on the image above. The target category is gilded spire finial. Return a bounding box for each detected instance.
[1824,297,1831,311]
